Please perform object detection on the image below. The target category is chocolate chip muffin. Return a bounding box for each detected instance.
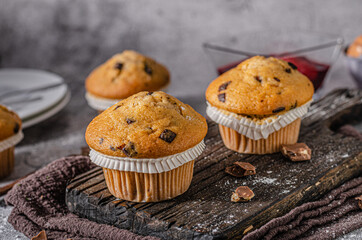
[0,105,23,179]
[85,91,207,202]
[206,56,314,154]
[85,50,170,111]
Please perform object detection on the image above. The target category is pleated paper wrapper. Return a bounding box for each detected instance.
[89,139,204,202]
[85,92,121,111]
[206,100,312,141]
[0,130,23,178]
[89,140,205,174]
[0,130,24,152]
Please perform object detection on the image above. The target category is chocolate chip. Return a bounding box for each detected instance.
[13,123,19,134]
[114,62,123,70]
[273,77,280,82]
[272,107,285,113]
[120,142,138,157]
[99,138,104,144]
[231,186,255,202]
[147,91,154,95]
[126,118,135,124]
[254,76,262,83]
[144,62,152,75]
[110,146,116,151]
[285,68,291,73]
[114,104,122,110]
[281,143,312,161]
[218,81,231,91]
[277,92,282,95]
[218,93,226,103]
[288,62,298,70]
[290,101,298,110]
[225,162,256,177]
[159,129,177,143]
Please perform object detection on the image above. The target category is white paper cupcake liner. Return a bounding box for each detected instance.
[89,139,205,174]
[85,83,170,111]
[0,130,24,152]
[206,100,312,140]
[85,92,121,111]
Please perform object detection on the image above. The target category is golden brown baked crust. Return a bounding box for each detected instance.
[85,91,207,158]
[85,50,170,99]
[205,56,314,115]
[0,105,22,141]
[347,35,362,58]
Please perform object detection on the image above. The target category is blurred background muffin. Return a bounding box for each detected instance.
[345,35,362,89]
[346,35,362,58]
[0,105,23,179]
[85,50,170,111]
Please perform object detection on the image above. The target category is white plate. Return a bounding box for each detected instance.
[22,90,71,129]
[0,69,68,120]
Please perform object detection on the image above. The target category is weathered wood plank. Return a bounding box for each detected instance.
[66,89,362,240]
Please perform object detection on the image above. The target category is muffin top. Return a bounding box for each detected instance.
[85,50,170,99]
[85,91,208,158]
[347,35,362,58]
[0,105,22,141]
[206,56,314,116]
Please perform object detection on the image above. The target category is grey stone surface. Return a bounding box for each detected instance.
[0,0,361,239]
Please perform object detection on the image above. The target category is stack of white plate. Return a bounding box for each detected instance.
[0,69,71,128]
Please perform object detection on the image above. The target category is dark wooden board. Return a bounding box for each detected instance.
[66,89,362,240]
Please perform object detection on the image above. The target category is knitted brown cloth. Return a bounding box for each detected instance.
[5,155,159,240]
[243,177,362,240]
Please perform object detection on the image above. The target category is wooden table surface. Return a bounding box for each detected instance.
[66,89,361,240]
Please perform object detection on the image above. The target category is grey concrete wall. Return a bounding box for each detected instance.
[0,0,361,111]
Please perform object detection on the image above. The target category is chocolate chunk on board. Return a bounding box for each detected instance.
[355,195,362,209]
[281,143,312,161]
[231,186,255,202]
[31,230,47,240]
[159,129,177,143]
[225,162,256,177]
